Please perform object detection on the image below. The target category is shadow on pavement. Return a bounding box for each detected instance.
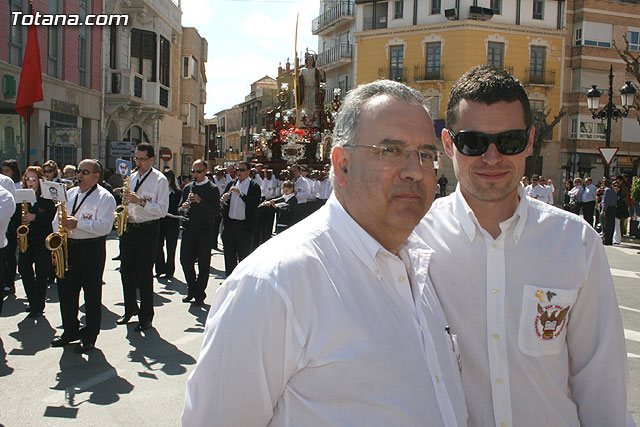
[125,326,196,376]
[187,303,210,330]
[159,276,188,296]
[0,337,14,377]
[0,294,28,317]
[8,315,56,356]
[47,347,134,417]
[209,266,225,280]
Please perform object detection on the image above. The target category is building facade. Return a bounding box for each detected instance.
[562,0,640,181]
[313,0,356,98]
[215,105,242,163]
[353,0,566,189]
[239,75,277,158]
[1,0,103,169]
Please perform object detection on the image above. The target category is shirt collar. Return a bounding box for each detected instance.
[283,193,294,202]
[453,183,528,245]
[194,177,209,186]
[326,194,428,280]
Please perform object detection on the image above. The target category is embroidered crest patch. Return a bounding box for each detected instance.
[81,213,93,220]
[534,303,570,340]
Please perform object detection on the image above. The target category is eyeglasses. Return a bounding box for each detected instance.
[44,169,55,174]
[448,128,530,156]
[191,169,205,174]
[25,177,38,182]
[532,178,539,182]
[134,157,149,162]
[237,168,249,172]
[343,144,436,169]
[76,169,93,175]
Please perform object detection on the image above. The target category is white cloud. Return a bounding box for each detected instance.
[181,0,215,27]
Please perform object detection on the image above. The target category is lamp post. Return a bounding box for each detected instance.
[586,65,636,178]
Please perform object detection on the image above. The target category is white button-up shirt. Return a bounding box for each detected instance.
[183,195,467,427]
[0,173,16,197]
[317,178,333,200]
[53,185,116,239]
[213,175,227,196]
[582,183,598,203]
[228,177,251,220]
[416,185,632,427]
[127,168,169,223]
[294,175,312,204]
[0,186,15,248]
[261,176,279,200]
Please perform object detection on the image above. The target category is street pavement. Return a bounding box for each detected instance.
[0,231,639,426]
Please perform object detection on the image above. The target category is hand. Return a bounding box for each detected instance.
[22,213,36,224]
[62,216,78,230]
[124,192,143,205]
[230,186,241,195]
[188,193,201,204]
[180,202,190,211]
[114,187,123,196]
[221,192,231,202]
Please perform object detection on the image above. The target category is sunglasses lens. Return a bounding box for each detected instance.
[496,130,528,155]
[454,132,488,156]
[452,130,528,156]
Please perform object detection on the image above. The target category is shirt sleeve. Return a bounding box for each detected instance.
[144,174,170,218]
[567,230,632,426]
[182,275,303,426]
[76,192,116,236]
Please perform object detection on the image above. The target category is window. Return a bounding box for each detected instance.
[47,0,60,78]
[78,0,89,87]
[425,42,441,79]
[109,24,117,69]
[530,100,544,111]
[182,56,189,78]
[530,46,545,83]
[628,31,640,51]
[159,36,170,86]
[432,0,441,14]
[50,111,79,167]
[394,0,403,18]
[570,115,605,140]
[189,104,197,128]
[190,57,198,80]
[124,125,150,143]
[131,28,157,82]
[578,22,612,48]
[487,42,504,68]
[574,28,582,46]
[490,0,501,14]
[8,0,23,66]
[533,0,544,20]
[389,45,404,81]
[363,2,388,30]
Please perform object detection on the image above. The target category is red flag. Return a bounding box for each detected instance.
[15,18,43,122]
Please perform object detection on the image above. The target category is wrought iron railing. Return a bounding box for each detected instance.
[312,1,354,34]
[317,44,353,68]
[414,65,445,81]
[524,68,556,85]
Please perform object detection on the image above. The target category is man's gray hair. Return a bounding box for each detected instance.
[329,80,431,183]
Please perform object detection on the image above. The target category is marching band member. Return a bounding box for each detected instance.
[116,143,169,332]
[50,159,116,353]
[0,185,15,315]
[18,166,56,318]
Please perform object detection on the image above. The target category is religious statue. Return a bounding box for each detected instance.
[296,52,326,128]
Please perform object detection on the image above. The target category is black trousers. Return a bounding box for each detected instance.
[3,220,17,288]
[256,206,275,246]
[603,206,617,245]
[180,223,213,301]
[222,219,254,277]
[57,238,106,345]
[120,221,159,323]
[18,241,50,313]
[582,201,596,228]
[155,218,179,276]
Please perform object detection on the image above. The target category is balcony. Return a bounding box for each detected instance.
[378,67,407,82]
[317,44,353,70]
[524,68,556,86]
[312,1,354,36]
[363,15,387,31]
[414,65,445,81]
[106,69,171,113]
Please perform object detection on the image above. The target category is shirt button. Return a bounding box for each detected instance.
[501,422,508,427]
[492,333,500,340]
[399,276,405,283]
[492,289,500,295]
[375,269,380,275]
[435,376,440,383]
[491,242,498,249]
[496,378,503,385]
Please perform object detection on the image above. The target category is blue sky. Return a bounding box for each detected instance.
[181,0,318,118]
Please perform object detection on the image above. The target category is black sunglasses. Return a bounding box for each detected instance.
[448,128,530,156]
[237,168,248,172]
[191,169,205,174]
[44,169,55,173]
[77,169,93,175]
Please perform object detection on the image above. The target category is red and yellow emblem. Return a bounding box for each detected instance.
[534,303,570,340]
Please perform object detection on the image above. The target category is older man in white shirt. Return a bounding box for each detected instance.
[183,80,467,426]
[417,65,632,426]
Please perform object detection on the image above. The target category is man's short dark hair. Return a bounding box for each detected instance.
[238,161,251,170]
[194,159,207,169]
[136,142,155,159]
[446,65,531,130]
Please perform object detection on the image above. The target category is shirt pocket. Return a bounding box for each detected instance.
[518,285,578,357]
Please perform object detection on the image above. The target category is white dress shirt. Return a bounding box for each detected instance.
[228,177,251,220]
[261,176,278,200]
[127,168,169,223]
[317,179,333,200]
[53,185,116,239]
[294,176,312,204]
[582,183,598,203]
[213,175,227,195]
[416,185,632,427]
[183,195,467,427]
[0,186,15,248]
[0,174,16,197]
[528,184,548,202]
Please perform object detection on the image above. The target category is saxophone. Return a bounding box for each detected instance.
[114,175,129,236]
[45,202,68,279]
[17,202,30,253]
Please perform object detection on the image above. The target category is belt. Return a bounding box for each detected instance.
[68,236,106,245]
[226,218,246,224]
[129,219,160,227]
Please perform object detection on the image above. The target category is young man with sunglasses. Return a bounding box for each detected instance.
[50,159,116,353]
[416,65,631,425]
[179,159,219,305]
[116,142,169,332]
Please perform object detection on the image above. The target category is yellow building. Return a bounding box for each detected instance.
[353,0,566,186]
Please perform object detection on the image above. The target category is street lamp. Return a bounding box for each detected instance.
[586,65,636,178]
